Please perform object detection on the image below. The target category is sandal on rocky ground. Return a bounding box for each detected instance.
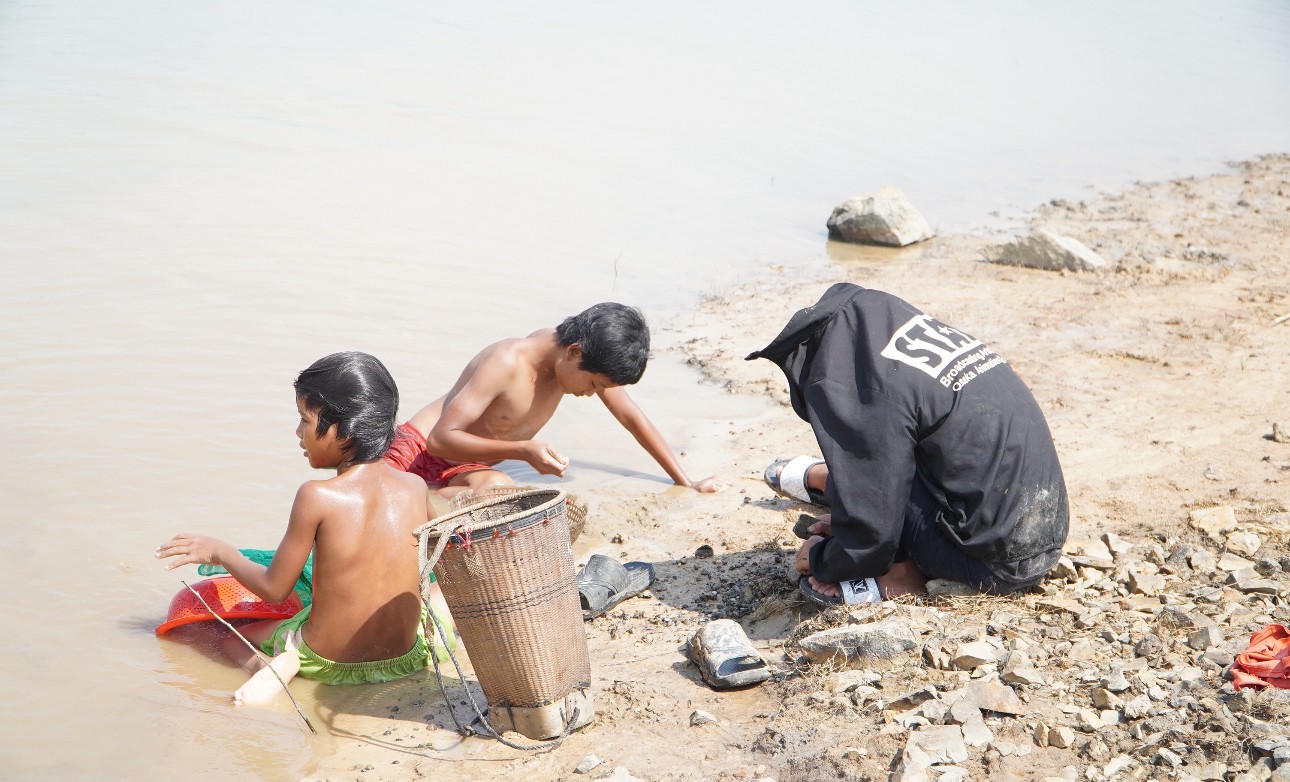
[764,456,830,506]
[799,576,883,607]
[687,619,770,689]
[577,554,655,620]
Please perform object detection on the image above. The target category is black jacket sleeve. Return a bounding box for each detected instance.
[805,377,917,583]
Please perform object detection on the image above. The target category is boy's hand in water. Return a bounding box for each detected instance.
[688,476,728,493]
[526,440,568,477]
[156,533,234,570]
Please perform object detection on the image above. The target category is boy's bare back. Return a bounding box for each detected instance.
[300,463,428,662]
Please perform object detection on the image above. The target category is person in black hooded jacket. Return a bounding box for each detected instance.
[747,283,1068,604]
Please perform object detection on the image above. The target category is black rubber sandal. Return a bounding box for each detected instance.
[577,554,655,620]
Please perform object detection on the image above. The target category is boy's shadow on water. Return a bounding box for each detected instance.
[135,616,253,666]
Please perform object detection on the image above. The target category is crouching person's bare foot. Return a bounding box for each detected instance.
[233,652,301,707]
[876,560,928,599]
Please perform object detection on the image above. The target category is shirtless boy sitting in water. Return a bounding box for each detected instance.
[385,302,723,495]
[157,352,452,704]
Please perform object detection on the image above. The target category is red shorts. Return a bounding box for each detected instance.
[384,423,493,486]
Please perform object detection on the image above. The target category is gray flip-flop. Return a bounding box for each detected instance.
[687,619,770,689]
[577,554,655,620]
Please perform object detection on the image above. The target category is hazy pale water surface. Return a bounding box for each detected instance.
[1,1,1288,778]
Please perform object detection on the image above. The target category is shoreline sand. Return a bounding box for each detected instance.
[310,154,1290,782]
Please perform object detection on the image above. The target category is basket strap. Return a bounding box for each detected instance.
[417,520,470,582]
[423,603,581,751]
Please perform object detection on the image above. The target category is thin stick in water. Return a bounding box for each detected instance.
[180,580,316,734]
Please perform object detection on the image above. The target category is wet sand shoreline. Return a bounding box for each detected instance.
[311,154,1290,782]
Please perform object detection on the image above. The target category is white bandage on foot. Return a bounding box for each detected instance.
[839,577,883,604]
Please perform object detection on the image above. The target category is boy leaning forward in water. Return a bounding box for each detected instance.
[385,302,724,496]
[157,351,453,704]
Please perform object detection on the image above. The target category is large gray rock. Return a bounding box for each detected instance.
[956,677,1027,716]
[1190,506,1238,542]
[798,618,918,663]
[905,725,969,765]
[983,229,1107,271]
[827,186,935,247]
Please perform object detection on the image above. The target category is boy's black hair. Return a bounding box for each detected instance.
[294,351,399,463]
[555,302,650,386]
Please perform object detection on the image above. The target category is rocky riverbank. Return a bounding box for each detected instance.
[313,154,1290,782]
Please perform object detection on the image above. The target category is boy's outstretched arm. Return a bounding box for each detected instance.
[598,386,724,492]
[425,349,567,476]
[156,482,322,604]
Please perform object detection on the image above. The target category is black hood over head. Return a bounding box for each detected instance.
[746,282,865,423]
[746,283,1068,585]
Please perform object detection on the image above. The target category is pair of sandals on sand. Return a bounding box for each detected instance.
[576,554,771,690]
[569,454,852,690]
[766,455,884,608]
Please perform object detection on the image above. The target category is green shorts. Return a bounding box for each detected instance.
[259,604,455,686]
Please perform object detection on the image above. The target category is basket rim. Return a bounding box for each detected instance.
[414,487,567,541]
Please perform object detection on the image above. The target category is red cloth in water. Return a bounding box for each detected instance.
[384,422,493,485]
[1231,624,1290,690]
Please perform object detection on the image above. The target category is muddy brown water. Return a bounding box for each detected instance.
[1,1,1288,779]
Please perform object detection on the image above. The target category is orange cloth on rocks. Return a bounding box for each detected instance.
[1230,624,1290,690]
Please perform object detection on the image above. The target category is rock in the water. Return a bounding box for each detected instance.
[827,186,935,247]
[983,229,1107,272]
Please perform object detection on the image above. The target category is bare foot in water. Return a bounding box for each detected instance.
[233,652,300,707]
[876,560,928,599]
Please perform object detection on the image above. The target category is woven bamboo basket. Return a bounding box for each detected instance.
[417,487,593,739]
